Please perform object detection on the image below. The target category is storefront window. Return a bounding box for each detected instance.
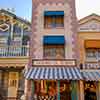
[32,80,71,100]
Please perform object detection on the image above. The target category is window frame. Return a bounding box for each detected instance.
[43,45,65,59]
[44,11,64,29]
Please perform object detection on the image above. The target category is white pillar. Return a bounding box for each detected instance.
[10,17,14,40]
[21,24,24,45]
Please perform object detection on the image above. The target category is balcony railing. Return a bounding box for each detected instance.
[80,62,100,69]
[0,45,29,57]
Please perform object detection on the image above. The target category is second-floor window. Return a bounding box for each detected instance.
[44,11,64,28]
[44,45,65,59]
[43,36,65,59]
[86,49,100,59]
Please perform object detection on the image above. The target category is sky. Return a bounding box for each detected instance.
[0,0,100,21]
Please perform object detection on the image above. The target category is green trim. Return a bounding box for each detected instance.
[32,81,34,94]
[57,80,60,100]
[71,81,78,100]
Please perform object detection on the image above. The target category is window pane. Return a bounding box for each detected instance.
[44,15,64,28]
[86,49,96,58]
[55,16,64,27]
[44,45,65,59]
[44,16,54,28]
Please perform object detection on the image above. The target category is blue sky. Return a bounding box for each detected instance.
[0,0,32,21]
[0,0,100,21]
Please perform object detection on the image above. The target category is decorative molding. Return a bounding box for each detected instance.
[0,23,9,31]
[79,20,100,32]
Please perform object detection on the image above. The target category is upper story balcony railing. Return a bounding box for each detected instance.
[80,61,100,70]
[0,45,29,57]
[0,32,9,36]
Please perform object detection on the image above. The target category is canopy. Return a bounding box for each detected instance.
[24,67,82,80]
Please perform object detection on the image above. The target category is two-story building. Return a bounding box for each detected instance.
[24,0,82,100]
[0,9,31,100]
[78,14,100,100]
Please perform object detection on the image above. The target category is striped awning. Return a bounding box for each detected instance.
[24,67,82,80]
[82,70,100,81]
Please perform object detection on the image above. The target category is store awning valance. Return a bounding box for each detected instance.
[44,11,64,16]
[85,40,100,48]
[43,36,65,45]
[24,67,82,80]
[82,70,100,81]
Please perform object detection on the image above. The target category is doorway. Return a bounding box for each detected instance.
[84,81,97,100]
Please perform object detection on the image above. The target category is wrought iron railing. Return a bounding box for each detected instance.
[0,45,29,57]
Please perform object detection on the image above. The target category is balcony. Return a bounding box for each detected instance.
[0,45,29,67]
[0,45,29,57]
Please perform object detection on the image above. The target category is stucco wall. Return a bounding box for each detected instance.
[30,0,78,66]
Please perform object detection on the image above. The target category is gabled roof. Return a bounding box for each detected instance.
[79,13,100,25]
[0,9,31,26]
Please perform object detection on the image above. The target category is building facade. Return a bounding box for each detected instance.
[0,9,31,100]
[24,0,82,100]
[78,14,100,100]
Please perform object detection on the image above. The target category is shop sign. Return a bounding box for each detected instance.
[33,59,76,66]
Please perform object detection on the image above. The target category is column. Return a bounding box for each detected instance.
[21,24,24,45]
[96,81,100,100]
[79,80,84,100]
[30,81,34,100]
[57,80,60,100]
[24,79,29,100]
[24,65,31,100]
[71,81,78,100]
[10,17,14,40]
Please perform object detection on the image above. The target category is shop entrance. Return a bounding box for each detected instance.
[33,80,71,100]
[84,81,97,100]
[60,81,71,100]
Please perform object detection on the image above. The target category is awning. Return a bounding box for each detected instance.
[44,11,64,16]
[24,67,82,80]
[85,40,100,48]
[43,36,65,45]
[82,70,100,81]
